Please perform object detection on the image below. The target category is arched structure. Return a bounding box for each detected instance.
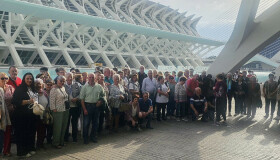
[0,0,224,69]
[207,0,280,75]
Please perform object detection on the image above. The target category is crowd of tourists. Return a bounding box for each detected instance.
[0,65,279,158]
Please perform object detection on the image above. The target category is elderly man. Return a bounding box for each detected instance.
[7,66,22,89]
[80,73,106,144]
[190,87,208,121]
[103,67,113,85]
[54,67,66,84]
[138,92,154,129]
[141,70,156,116]
[138,65,147,95]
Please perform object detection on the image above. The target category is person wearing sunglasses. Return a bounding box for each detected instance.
[7,66,22,89]
[0,72,14,157]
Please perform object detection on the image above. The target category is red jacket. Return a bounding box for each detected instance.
[7,77,22,89]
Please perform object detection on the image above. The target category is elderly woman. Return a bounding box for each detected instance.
[64,73,81,142]
[109,74,126,132]
[12,73,37,158]
[175,76,187,122]
[44,78,53,144]
[156,76,169,121]
[49,76,69,149]
[128,74,140,101]
[0,73,13,157]
[34,78,49,149]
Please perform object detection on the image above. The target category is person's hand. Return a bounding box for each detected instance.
[204,107,207,113]
[71,98,78,103]
[194,110,199,117]
[29,99,35,104]
[119,95,124,100]
[83,109,88,115]
[96,101,102,107]
[132,120,135,127]
[105,82,110,86]
[53,109,57,112]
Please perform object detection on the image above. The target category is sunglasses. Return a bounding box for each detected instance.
[1,77,8,80]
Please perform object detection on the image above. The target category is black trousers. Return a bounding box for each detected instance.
[65,107,81,141]
[14,109,36,156]
[157,103,167,120]
[216,97,227,121]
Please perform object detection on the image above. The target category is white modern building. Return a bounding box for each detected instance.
[0,0,224,69]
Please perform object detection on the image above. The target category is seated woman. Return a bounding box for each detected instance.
[125,95,142,131]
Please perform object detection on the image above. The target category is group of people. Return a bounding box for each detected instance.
[0,65,278,158]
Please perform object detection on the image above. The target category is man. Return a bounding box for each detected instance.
[103,67,113,85]
[7,66,22,89]
[141,70,156,116]
[198,71,209,96]
[39,67,48,74]
[80,73,105,144]
[54,67,66,84]
[263,73,278,118]
[190,87,208,121]
[186,74,199,118]
[189,68,194,78]
[184,69,190,79]
[138,65,147,96]
[82,72,88,85]
[138,92,154,129]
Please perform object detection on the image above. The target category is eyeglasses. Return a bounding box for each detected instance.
[0,77,8,80]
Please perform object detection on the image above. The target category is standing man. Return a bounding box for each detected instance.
[142,70,156,117]
[80,73,105,144]
[138,65,147,96]
[263,73,278,118]
[7,66,22,89]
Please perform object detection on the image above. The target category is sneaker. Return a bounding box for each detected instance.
[274,115,280,120]
[182,118,188,122]
[228,113,232,116]
[176,118,181,122]
[20,153,32,158]
[29,151,36,155]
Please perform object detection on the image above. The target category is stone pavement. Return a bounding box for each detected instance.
[4,103,280,160]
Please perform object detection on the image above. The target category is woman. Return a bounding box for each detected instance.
[246,76,261,118]
[152,70,158,79]
[44,78,53,144]
[35,78,48,149]
[98,74,109,132]
[125,95,142,131]
[64,73,81,142]
[233,75,247,116]
[12,73,37,158]
[0,73,12,157]
[109,74,125,132]
[167,75,176,119]
[49,76,69,149]
[0,73,14,157]
[226,73,234,116]
[174,76,187,121]
[128,74,140,101]
[214,74,227,124]
[176,71,184,83]
[156,76,169,121]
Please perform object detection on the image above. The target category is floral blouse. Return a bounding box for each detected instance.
[109,84,125,109]
[50,87,68,112]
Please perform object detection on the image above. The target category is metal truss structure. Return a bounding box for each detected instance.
[0,0,224,69]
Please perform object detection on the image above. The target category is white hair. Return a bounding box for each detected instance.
[35,78,44,84]
[65,72,73,79]
[113,74,120,80]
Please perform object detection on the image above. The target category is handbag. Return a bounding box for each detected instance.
[28,102,45,116]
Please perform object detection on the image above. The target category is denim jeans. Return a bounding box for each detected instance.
[83,103,99,140]
[176,102,186,118]
[265,98,276,116]
[167,98,176,116]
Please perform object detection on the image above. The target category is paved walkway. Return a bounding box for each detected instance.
[4,103,280,160]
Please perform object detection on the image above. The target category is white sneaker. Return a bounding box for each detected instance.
[182,118,188,122]
[274,115,280,120]
[18,153,32,158]
[176,118,181,122]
